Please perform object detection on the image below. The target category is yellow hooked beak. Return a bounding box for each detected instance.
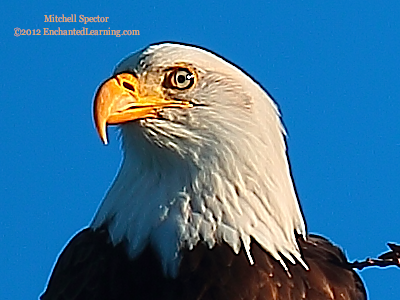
[93,73,193,144]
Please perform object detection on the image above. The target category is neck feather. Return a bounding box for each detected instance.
[91,121,307,277]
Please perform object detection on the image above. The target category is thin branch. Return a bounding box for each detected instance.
[350,243,400,270]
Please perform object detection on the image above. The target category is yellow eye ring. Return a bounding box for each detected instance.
[164,68,195,90]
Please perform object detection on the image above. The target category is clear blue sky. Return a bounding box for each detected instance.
[2,1,399,299]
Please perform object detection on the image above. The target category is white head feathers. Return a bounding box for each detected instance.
[91,42,307,277]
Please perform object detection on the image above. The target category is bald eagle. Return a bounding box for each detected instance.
[41,42,366,300]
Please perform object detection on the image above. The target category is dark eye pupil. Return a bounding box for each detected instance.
[177,74,186,84]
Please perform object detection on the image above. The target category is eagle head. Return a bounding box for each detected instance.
[91,42,306,277]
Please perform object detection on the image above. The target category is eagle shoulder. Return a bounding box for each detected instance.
[41,229,366,300]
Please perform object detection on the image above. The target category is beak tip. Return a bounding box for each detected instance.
[98,126,109,145]
[94,116,109,145]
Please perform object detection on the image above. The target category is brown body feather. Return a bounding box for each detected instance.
[41,228,366,300]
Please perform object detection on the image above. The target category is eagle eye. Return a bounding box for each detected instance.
[164,68,195,90]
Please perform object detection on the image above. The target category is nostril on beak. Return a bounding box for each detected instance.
[123,81,135,92]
